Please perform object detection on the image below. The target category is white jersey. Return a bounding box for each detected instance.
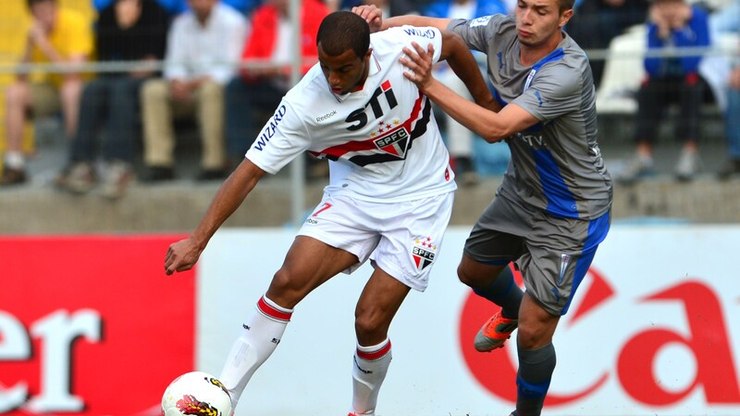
[245,26,457,202]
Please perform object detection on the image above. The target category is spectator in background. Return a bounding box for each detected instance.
[713,0,740,179]
[423,0,508,186]
[55,0,169,199]
[567,0,649,88]
[618,0,711,184]
[224,0,330,176]
[94,0,262,16]
[140,0,248,182]
[336,0,418,15]
[0,0,93,186]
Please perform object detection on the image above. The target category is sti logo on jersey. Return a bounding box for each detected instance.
[345,80,398,131]
[412,236,437,270]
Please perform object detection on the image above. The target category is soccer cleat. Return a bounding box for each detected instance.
[474,311,518,352]
[347,412,374,416]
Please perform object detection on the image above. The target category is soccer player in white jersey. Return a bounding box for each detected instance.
[163,11,493,416]
[355,1,613,415]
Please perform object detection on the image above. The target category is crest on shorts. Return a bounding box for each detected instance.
[412,236,437,270]
[373,122,409,159]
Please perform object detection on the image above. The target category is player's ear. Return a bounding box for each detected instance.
[559,8,574,28]
[365,48,373,60]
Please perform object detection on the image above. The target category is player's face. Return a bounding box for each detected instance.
[514,0,572,48]
[318,44,372,95]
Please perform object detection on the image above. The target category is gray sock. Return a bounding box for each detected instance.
[516,343,556,416]
[472,265,523,319]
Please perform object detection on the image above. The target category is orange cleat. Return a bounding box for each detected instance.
[474,311,518,352]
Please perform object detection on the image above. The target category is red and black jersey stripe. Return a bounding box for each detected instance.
[310,94,433,167]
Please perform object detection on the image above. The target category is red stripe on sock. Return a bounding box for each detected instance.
[257,297,292,322]
[356,340,392,361]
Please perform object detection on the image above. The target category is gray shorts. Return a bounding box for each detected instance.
[464,195,610,316]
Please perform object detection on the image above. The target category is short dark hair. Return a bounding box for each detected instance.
[316,11,370,59]
[558,0,575,12]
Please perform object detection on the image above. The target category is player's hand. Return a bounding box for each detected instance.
[352,5,383,33]
[401,42,435,91]
[164,238,202,275]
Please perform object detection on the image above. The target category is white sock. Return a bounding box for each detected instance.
[351,338,392,415]
[218,295,292,407]
[4,151,25,169]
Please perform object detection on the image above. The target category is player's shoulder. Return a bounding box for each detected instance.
[453,13,512,34]
[283,66,334,114]
[535,43,591,95]
[549,35,591,75]
[373,26,441,46]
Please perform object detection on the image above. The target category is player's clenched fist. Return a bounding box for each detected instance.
[164,238,202,275]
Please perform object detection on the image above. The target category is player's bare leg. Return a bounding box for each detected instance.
[349,266,410,416]
[218,236,358,409]
[514,292,560,416]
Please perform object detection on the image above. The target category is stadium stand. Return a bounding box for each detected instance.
[0,0,95,169]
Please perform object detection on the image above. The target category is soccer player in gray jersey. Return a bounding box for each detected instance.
[355,1,612,415]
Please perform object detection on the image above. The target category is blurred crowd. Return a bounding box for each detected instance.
[0,0,737,198]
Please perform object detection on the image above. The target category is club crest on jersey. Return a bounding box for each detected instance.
[373,121,409,158]
[411,236,437,270]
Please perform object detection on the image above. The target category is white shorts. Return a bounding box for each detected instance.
[297,191,455,292]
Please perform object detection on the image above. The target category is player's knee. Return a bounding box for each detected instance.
[516,320,552,350]
[265,269,307,308]
[354,308,389,342]
[457,261,486,289]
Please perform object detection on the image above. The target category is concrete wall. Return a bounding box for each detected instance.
[2,176,740,234]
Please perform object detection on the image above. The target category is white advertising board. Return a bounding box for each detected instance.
[197,225,740,416]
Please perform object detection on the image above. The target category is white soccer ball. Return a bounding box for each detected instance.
[161,371,233,416]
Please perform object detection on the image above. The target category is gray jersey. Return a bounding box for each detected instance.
[449,14,612,220]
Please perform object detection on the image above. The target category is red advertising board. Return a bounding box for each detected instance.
[0,236,196,415]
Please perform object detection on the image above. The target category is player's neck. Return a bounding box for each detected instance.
[519,31,564,67]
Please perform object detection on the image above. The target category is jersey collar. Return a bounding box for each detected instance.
[331,49,382,102]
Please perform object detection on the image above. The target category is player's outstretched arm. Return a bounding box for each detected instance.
[164,159,266,275]
[401,42,537,142]
[352,4,451,32]
[438,30,497,113]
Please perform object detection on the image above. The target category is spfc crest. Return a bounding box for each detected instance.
[374,126,410,159]
[412,236,437,270]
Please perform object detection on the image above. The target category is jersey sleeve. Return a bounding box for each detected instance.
[447,14,507,53]
[512,63,584,122]
[245,100,312,175]
[394,26,443,64]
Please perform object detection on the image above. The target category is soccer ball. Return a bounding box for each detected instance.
[161,371,233,416]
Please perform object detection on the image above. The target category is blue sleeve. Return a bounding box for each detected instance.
[679,6,710,73]
[644,23,663,76]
